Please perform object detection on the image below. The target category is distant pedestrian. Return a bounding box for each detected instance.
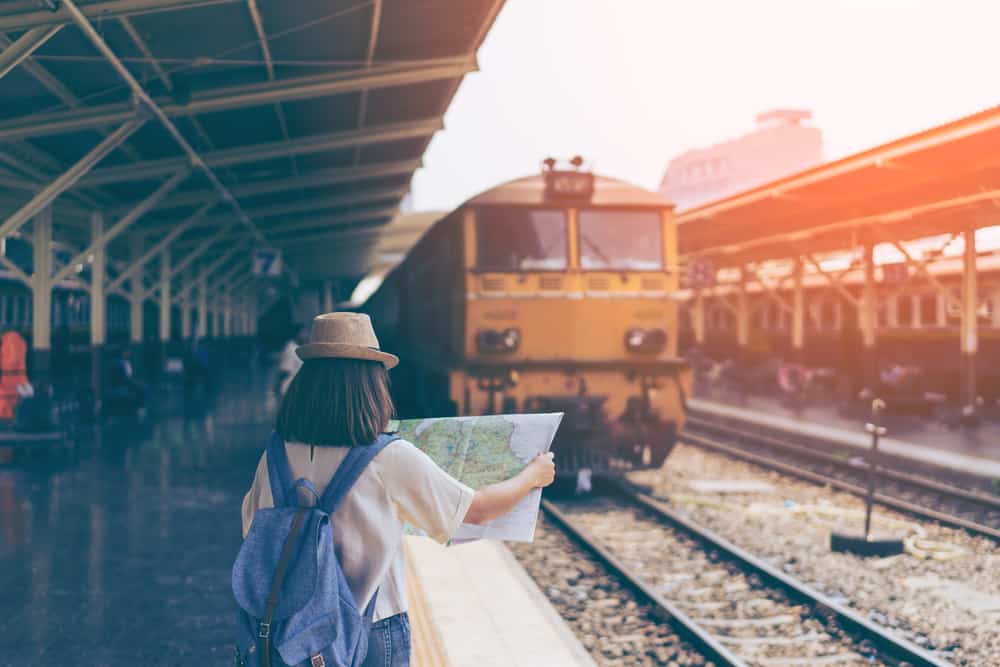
[239,312,555,666]
[274,324,307,397]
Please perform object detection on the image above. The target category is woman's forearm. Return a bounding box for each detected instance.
[463,469,536,525]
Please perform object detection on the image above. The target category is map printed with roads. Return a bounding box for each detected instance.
[389,413,563,543]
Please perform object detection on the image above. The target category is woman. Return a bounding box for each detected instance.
[241,312,555,666]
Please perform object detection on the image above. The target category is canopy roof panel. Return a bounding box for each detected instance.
[677,104,1000,266]
[0,0,503,286]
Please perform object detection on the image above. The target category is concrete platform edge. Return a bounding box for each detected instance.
[689,397,1000,480]
[490,540,599,667]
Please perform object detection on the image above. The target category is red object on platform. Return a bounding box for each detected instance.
[0,330,28,420]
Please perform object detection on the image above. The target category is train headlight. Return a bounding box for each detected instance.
[476,328,521,353]
[624,327,667,353]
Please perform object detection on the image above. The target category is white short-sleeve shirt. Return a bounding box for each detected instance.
[241,439,474,621]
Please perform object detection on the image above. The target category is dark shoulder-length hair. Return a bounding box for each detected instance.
[276,358,394,447]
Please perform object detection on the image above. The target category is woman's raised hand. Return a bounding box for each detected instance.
[526,452,555,488]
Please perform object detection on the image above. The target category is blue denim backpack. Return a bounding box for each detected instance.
[233,432,399,667]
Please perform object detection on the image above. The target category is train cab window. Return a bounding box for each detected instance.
[578,210,662,271]
[475,208,567,271]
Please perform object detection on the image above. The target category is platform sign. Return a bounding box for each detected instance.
[686,258,715,288]
[253,248,282,277]
[882,262,907,284]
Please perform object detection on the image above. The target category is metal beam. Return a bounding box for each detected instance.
[271,220,395,247]
[61,0,268,250]
[0,59,473,141]
[0,32,76,106]
[266,206,398,237]
[172,241,250,303]
[0,24,61,80]
[0,248,30,286]
[120,159,421,213]
[51,169,189,283]
[146,187,407,233]
[107,201,216,293]
[0,117,145,240]
[168,221,238,281]
[0,0,240,32]
[81,119,442,186]
[352,0,383,165]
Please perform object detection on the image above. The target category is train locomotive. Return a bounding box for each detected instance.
[363,161,692,476]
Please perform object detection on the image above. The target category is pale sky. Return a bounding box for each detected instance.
[410,0,1000,212]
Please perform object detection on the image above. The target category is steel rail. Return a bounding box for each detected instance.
[680,427,1000,542]
[540,500,747,667]
[608,483,951,667]
[686,414,1000,510]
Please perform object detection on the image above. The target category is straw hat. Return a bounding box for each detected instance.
[296,312,399,369]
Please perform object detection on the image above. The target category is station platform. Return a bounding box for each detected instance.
[405,536,595,667]
[689,392,1000,479]
[0,370,589,665]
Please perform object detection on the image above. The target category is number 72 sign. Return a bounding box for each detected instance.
[253,248,283,277]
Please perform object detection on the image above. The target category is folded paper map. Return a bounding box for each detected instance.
[388,413,563,543]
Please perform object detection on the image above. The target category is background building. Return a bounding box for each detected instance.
[660,109,823,210]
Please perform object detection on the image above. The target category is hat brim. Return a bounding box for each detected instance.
[296,343,399,369]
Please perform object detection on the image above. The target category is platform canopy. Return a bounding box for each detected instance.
[0,0,502,284]
[676,104,1000,267]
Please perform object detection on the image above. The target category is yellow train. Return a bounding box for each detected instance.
[364,163,691,474]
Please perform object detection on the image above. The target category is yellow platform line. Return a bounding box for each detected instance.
[406,542,449,667]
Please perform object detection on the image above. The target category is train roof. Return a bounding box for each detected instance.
[463,172,673,208]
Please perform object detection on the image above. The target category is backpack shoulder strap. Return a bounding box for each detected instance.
[318,433,400,514]
[265,431,294,508]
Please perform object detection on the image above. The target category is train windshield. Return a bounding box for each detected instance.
[476,208,568,271]
[578,210,663,270]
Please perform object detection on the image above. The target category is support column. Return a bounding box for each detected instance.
[89,213,106,406]
[158,249,171,375]
[223,287,232,338]
[961,228,978,410]
[736,268,749,362]
[128,234,144,369]
[911,294,921,328]
[248,294,258,337]
[180,270,192,341]
[991,286,1000,329]
[860,244,878,391]
[214,302,222,338]
[886,295,898,328]
[322,279,334,313]
[197,273,208,339]
[31,207,53,386]
[693,289,706,346]
[791,258,804,361]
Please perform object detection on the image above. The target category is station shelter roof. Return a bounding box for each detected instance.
[0,0,503,284]
[676,104,1000,268]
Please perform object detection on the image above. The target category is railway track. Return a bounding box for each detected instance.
[682,412,1000,542]
[541,486,950,667]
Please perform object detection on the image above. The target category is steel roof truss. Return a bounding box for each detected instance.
[0,58,472,142]
[875,226,961,311]
[51,168,190,284]
[0,0,242,32]
[137,159,420,213]
[744,263,794,314]
[802,252,860,308]
[105,200,216,293]
[61,0,270,253]
[0,116,145,240]
[81,118,440,186]
[0,24,61,80]
[168,221,239,282]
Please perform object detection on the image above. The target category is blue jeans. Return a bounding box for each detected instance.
[361,613,411,667]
